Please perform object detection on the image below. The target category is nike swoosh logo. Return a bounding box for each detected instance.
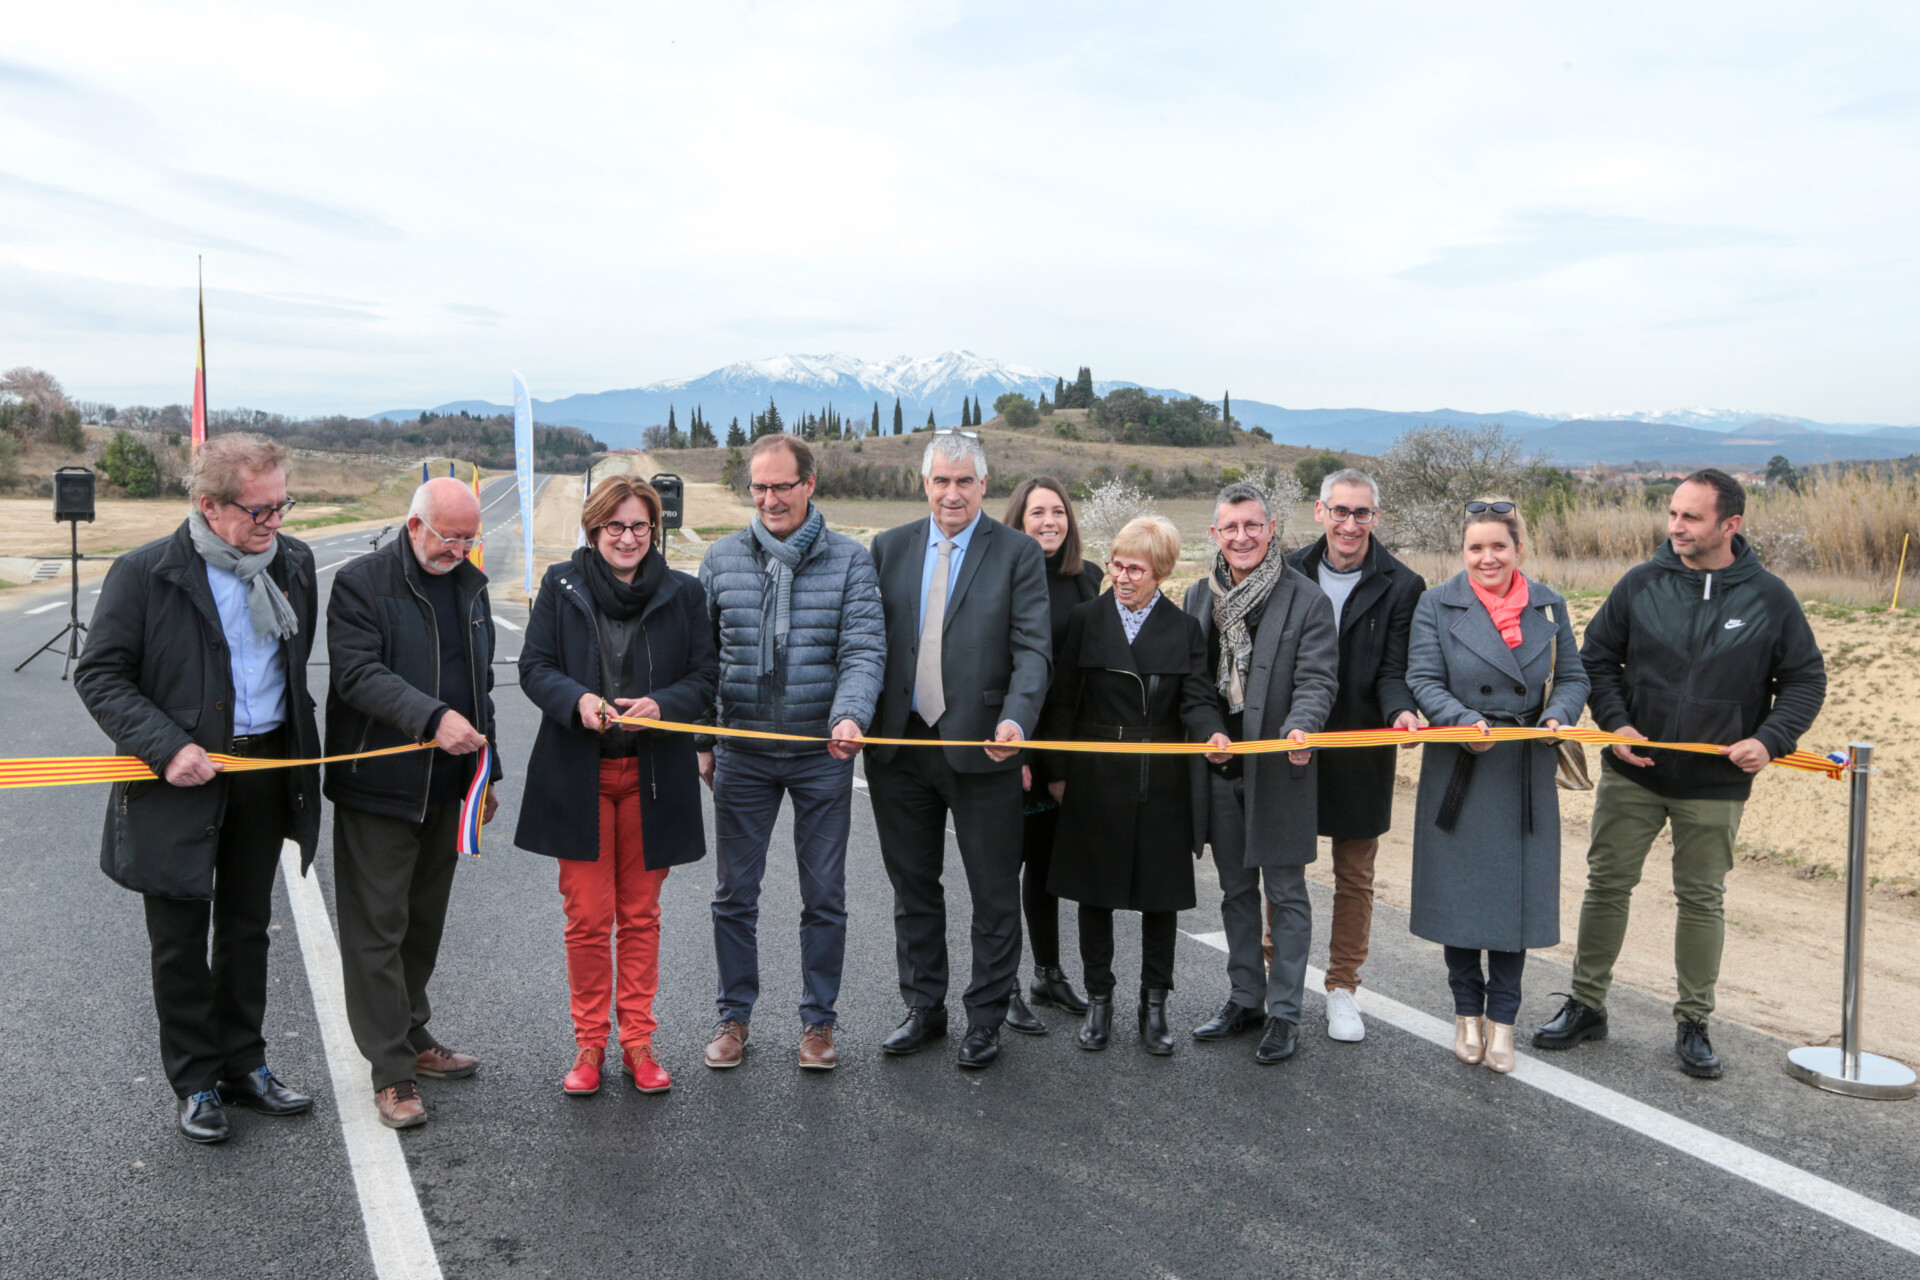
[1724,619,1745,629]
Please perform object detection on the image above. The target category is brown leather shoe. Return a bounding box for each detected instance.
[705,1019,748,1069]
[376,1080,427,1129]
[416,1042,479,1080]
[799,1024,838,1071]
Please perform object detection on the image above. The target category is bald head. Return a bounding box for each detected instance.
[407,477,483,575]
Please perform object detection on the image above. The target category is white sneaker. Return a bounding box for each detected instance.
[1325,987,1365,1042]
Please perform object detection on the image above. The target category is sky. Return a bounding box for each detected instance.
[2,1,1916,423]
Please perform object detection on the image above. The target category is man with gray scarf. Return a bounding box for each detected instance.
[1182,481,1339,1065]
[696,435,885,1071]
[76,434,321,1143]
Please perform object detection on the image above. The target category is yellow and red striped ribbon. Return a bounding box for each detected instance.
[0,722,1844,790]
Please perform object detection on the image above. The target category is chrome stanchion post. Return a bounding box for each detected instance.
[1787,742,1917,1099]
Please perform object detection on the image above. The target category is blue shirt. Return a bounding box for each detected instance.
[205,562,286,735]
[913,509,982,721]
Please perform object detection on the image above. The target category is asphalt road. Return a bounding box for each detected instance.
[2,479,1917,1279]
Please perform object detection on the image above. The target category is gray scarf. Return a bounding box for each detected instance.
[1208,544,1285,713]
[749,504,826,676]
[188,509,300,641]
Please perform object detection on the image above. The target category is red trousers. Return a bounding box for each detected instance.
[558,759,668,1049]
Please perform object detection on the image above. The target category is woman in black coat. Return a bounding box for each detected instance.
[517,476,717,1097]
[1042,516,1228,1054]
[1002,477,1103,1033]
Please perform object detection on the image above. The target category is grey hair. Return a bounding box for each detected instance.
[1318,467,1381,507]
[1213,480,1270,521]
[920,432,988,481]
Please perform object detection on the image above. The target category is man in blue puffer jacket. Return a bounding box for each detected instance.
[696,434,885,1072]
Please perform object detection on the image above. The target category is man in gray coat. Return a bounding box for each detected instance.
[1185,482,1339,1064]
[865,431,1052,1069]
[698,435,885,1072]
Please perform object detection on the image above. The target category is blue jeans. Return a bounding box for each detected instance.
[1445,947,1525,1024]
[711,747,852,1027]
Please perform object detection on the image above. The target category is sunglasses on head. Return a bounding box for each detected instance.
[1465,501,1516,515]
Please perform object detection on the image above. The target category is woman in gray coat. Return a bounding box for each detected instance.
[1406,500,1589,1073]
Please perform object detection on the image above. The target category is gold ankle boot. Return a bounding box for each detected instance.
[1484,1020,1516,1074]
[1454,1015,1485,1065]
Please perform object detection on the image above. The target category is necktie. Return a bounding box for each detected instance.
[915,538,955,725]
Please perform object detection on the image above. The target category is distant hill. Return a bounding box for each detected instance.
[368,350,1918,468]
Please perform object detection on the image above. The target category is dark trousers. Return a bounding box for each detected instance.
[1020,804,1063,969]
[334,802,461,1090]
[711,747,852,1027]
[1445,946,1526,1024]
[865,722,1024,1027]
[142,741,291,1099]
[1078,906,1177,997]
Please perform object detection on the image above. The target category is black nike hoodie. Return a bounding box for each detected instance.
[1581,534,1828,801]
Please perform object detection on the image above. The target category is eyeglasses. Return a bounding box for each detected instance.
[226,498,298,525]
[1212,520,1268,540]
[420,517,483,551]
[1106,560,1153,581]
[1465,501,1515,515]
[933,428,980,439]
[1325,505,1378,526]
[749,480,806,496]
[596,520,653,542]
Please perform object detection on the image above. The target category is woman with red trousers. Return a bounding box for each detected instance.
[517,476,716,1097]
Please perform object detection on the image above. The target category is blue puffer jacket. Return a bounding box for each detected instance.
[696,523,886,755]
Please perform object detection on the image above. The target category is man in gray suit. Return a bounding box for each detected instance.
[1185,482,1339,1064]
[865,431,1052,1069]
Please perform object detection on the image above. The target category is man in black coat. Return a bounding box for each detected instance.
[1283,469,1424,1044]
[865,432,1052,1069]
[74,435,321,1144]
[1534,469,1826,1078]
[324,477,501,1129]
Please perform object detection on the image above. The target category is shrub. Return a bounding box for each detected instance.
[994,392,1040,429]
[99,430,161,497]
[1293,451,1347,498]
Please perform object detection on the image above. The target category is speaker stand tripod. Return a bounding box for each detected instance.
[15,518,89,681]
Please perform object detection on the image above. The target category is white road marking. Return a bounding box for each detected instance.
[491,616,522,632]
[25,600,66,615]
[280,842,445,1280]
[317,560,352,574]
[1178,930,1920,1257]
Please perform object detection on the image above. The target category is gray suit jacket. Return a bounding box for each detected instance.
[869,513,1052,774]
[1184,566,1340,867]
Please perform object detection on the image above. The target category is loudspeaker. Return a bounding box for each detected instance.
[52,466,95,523]
[649,473,683,531]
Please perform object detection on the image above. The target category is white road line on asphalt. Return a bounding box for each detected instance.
[1178,929,1920,1257]
[280,841,445,1280]
[491,616,521,632]
[317,560,352,574]
[24,600,66,615]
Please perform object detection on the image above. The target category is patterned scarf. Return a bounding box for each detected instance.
[750,503,826,676]
[1207,544,1285,713]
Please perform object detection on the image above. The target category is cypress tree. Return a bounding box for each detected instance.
[927,408,937,429]
[1074,366,1094,409]
[1222,390,1232,428]
[1055,375,1066,406]
[893,398,904,435]
[973,395,983,425]
[872,401,881,436]
[727,416,745,447]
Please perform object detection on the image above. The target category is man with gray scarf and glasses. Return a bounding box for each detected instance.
[76,434,322,1144]
[1183,481,1339,1065]
[696,434,885,1072]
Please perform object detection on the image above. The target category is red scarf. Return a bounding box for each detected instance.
[1470,571,1529,648]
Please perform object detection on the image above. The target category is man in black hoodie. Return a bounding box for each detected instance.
[1533,469,1826,1077]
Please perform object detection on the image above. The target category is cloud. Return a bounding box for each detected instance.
[0,58,170,157]
[163,171,407,243]
[440,302,507,323]
[1398,211,1783,287]
[1825,91,1920,120]
[0,171,281,259]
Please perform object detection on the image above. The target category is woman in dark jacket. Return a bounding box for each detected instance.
[1405,499,1588,1074]
[517,476,717,1098]
[1042,516,1229,1054]
[1002,477,1103,1034]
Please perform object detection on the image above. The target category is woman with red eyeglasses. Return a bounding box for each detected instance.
[517,475,716,1097]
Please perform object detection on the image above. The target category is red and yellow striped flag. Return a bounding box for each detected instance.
[190,259,207,450]
[468,465,485,570]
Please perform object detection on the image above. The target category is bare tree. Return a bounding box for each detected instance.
[1375,424,1531,550]
[1,367,69,414]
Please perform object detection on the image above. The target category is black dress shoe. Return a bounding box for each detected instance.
[1005,992,1048,1036]
[1139,987,1174,1056]
[1031,966,1090,1014]
[1532,994,1608,1050]
[218,1066,312,1116]
[178,1090,230,1144]
[1675,1018,1723,1079]
[957,1024,1001,1069]
[1078,994,1113,1051]
[881,1006,948,1056]
[1192,998,1263,1041]
[1255,1017,1299,1065]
